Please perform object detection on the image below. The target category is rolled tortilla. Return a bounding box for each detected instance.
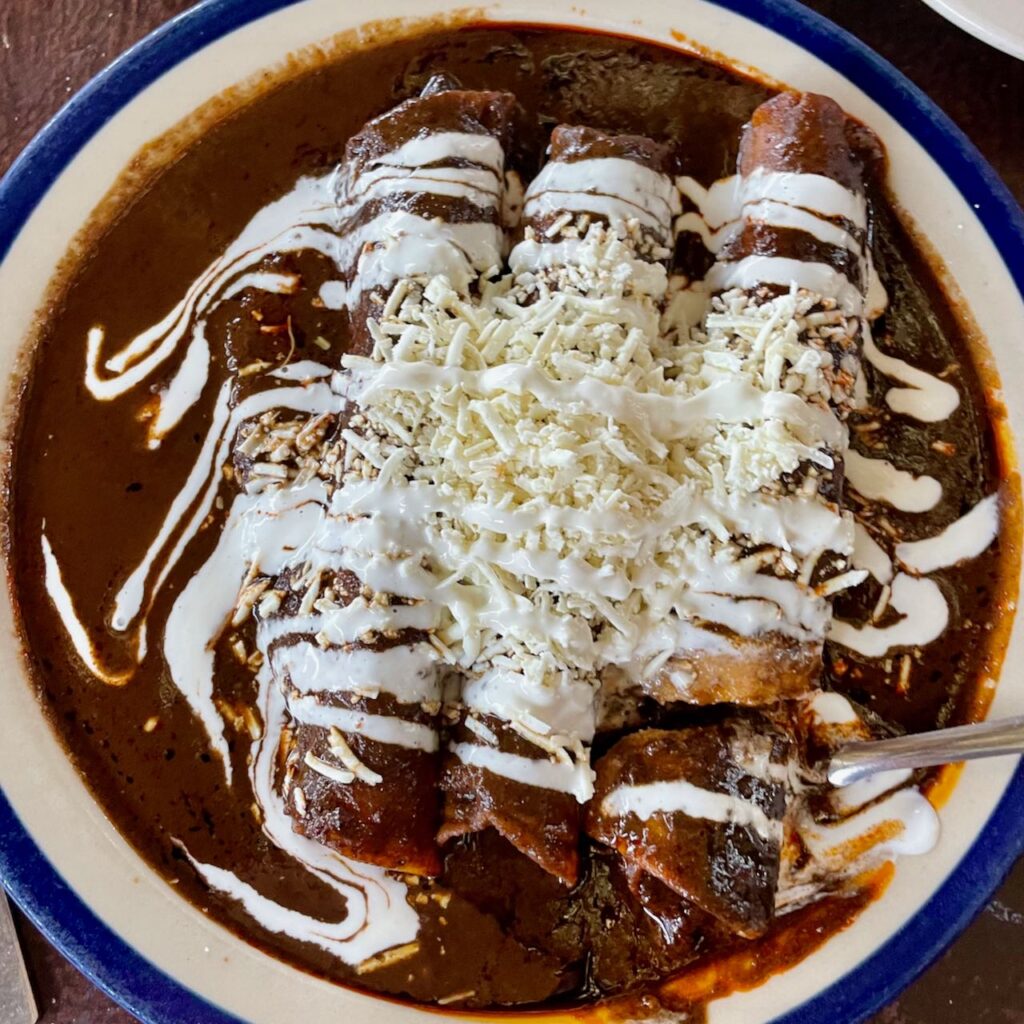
[259,570,444,876]
[510,123,677,272]
[585,717,791,938]
[340,76,515,355]
[654,92,869,707]
[439,126,679,886]
[253,79,516,876]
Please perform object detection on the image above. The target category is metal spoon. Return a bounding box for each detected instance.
[828,715,1024,787]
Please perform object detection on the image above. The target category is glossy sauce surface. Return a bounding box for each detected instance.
[6,25,1016,1017]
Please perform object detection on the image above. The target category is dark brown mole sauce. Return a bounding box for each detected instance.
[6,25,1018,1019]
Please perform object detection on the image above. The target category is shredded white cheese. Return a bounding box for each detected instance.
[336,220,858,701]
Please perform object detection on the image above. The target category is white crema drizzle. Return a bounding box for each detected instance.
[84,174,342,444]
[896,493,1000,574]
[186,665,418,963]
[677,169,869,316]
[832,486,1000,659]
[600,778,781,843]
[862,325,960,423]
[830,573,949,658]
[523,156,680,238]
[775,690,939,910]
[40,534,130,685]
[844,449,942,513]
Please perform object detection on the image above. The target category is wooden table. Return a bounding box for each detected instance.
[1,0,1022,1020]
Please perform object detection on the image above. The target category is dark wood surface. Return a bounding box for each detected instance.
[1,0,1022,1021]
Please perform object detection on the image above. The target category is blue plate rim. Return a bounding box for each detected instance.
[1,0,1023,1022]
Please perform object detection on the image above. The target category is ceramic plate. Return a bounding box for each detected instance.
[1,2,1023,1023]
[921,0,1024,61]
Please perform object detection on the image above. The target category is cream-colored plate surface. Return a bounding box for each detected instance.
[922,0,1024,61]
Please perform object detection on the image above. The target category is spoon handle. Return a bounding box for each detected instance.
[827,715,1024,787]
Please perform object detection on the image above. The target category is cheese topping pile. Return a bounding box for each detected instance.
[338,218,861,699]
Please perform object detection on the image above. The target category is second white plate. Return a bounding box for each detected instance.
[921,0,1024,60]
